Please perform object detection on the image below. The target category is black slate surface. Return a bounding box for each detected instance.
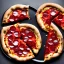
[0,0,64,64]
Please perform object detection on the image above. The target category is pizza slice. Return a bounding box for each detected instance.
[36,3,63,32]
[3,4,30,24]
[1,23,41,61]
[19,23,42,54]
[53,13,64,30]
[44,23,63,61]
[1,24,34,61]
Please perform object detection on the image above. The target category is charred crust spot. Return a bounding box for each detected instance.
[46,56,48,58]
[29,55,31,56]
[39,10,42,14]
[55,49,58,53]
[9,49,11,53]
[4,30,6,34]
[7,13,10,16]
[3,20,6,22]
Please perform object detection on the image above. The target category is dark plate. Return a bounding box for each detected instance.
[0,6,46,63]
[0,1,64,64]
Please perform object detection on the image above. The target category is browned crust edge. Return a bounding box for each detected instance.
[36,3,64,31]
[3,4,29,24]
[44,23,63,62]
[36,3,64,62]
[37,3,64,13]
[1,23,42,61]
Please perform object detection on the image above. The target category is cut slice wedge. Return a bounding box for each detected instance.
[3,4,30,24]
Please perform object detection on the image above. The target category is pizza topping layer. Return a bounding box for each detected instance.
[53,13,64,29]
[8,9,28,22]
[6,25,37,56]
[36,3,63,61]
[40,6,64,30]
[20,28,36,48]
[42,7,59,26]
[7,26,20,38]
[44,30,59,55]
[9,39,30,56]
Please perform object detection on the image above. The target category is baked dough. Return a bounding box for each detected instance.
[1,23,42,61]
[36,3,63,62]
[3,4,30,24]
[36,3,64,32]
[44,23,63,62]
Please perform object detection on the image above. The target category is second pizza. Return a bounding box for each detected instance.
[36,3,64,62]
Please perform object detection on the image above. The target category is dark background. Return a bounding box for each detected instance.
[0,0,64,64]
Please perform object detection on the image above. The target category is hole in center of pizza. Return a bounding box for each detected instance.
[1,23,41,61]
[36,3,63,62]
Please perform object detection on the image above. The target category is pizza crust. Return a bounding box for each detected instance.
[36,4,63,61]
[36,3,64,32]
[1,25,35,61]
[44,23,63,62]
[3,4,29,24]
[37,3,64,13]
[8,52,34,61]
[1,23,42,61]
[18,23,42,54]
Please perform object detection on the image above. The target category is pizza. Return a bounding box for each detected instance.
[44,23,63,61]
[2,4,30,24]
[36,3,64,31]
[53,12,64,30]
[36,3,63,62]
[1,23,42,61]
[1,3,64,62]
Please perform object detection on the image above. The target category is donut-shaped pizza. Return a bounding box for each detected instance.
[36,3,63,62]
[3,4,30,24]
[1,23,41,61]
